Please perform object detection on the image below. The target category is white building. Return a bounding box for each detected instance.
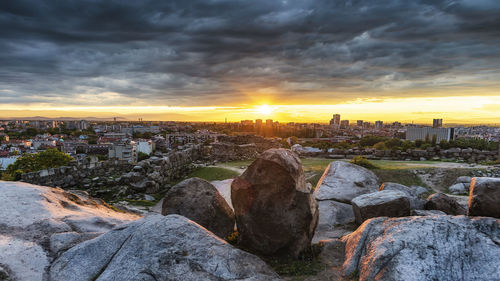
[109,142,137,163]
[406,127,455,142]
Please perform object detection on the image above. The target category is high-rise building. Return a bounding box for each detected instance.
[266,119,273,127]
[375,121,383,129]
[255,119,263,127]
[340,120,349,129]
[357,120,363,127]
[330,114,341,126]
[433,119,443,128]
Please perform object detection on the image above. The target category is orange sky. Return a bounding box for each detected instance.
[2,95,500,124]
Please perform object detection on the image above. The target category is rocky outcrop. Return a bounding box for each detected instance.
[313,161,379,237]
[231,148,318,258]
[50,214,280,281]
[351,190,411,224]
[468,177,500,218]
[425,192,466,215]
[411,209,446,216]
[379,182,428,210]
[449,175,472,195]
[161,177,235,238]
[316,200,355,232]
[0,181,139,281]
[343,216,500,281]
[314,161,380,203]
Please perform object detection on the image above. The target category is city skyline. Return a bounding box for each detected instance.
[1,1,500,123]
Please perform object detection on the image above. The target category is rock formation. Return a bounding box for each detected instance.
[425,192,466,215]
[313,161,380,236]
[231,148,318,258]
[314,161,380,203]
[468,177,500,218]
[379,182,428,210]
[161,177,235,238]
[50,214,281,281]
[0,181,139,281]
[343,216,500,281]
[351,190,411,224]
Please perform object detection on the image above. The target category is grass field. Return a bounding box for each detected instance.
[186,166,240,182]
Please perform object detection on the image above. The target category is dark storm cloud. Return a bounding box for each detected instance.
[1,0,499,106]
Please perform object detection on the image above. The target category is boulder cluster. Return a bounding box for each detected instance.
[2,147,500,281]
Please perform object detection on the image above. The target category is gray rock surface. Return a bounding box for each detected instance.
[0,181,139,281]
[316,200,355,232]
[314,161,380,203]
[411,209,446,216]
[449,183,468,195]
[379,182,428,209]
[469,177,500,218]
[343,216,500,281]
[351,190,411,224]
[50,214,281,281]
[425,192,466,215]
[231,148,318,258]
[161,177,235,238]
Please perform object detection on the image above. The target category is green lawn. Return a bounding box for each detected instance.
[186,167,240,182]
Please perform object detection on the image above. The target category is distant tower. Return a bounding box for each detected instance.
[433,119,443,128]
[330,114,341,126]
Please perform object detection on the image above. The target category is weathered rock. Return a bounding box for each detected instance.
[351,190,411,224]
[469,177,500,218]
[231,148,318,258]
[0,181,139,281]
[161,177,235,238]
[343,216,500,281]
[314,161,380,203]
[411,209,446,216]
[316,200,355,232]
[379,182,427,209]
[449,183,468,195]
[50,214,281,281]
[425,192,466,215]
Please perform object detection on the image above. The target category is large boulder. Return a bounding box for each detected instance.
[425,193,466,215]
[343,216,500,281]
[161,177,235,238]
[50,214,281,281]
[379,182,428,210]
[0,181,139,281]
[351,190,411,224]
[469,177,500,218]
[231,148,318,258]
[314,161,380,203]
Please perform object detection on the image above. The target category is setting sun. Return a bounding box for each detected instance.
[256,105,273,116]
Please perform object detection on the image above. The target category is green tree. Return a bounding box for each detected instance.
[373,141,387,150]
[5,149,73,180]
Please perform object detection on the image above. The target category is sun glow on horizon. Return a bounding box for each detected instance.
[255,104,274,116]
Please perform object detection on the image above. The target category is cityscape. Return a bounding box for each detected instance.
[1,1,499,281]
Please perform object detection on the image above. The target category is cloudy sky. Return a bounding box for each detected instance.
[1,0,500,123]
